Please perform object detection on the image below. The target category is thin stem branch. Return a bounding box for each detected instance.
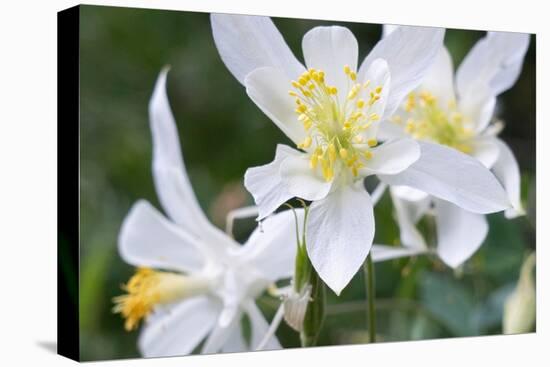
[364,253,376,343]
[255,302,285,351]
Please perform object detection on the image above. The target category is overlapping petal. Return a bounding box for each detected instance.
[302,26,358,102]
[138,296,220,357]
[118,200,205,273]
[245,67,308,145]
[492,138,525,218]
[244,144,301,220]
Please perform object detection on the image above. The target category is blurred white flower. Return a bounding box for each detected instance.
[503,252,536,334]
[374,29,530,267]
[212,14,511,294]
[113,69,299,357]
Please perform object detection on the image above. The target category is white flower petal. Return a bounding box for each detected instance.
[382,24,398,37]
[391,185,430,202]
[306,183,374,295]
[138,296,220,358]
[221,323,248,353]
[280,153,333,201]
[458,90,496,133]
[244,144,301,220]
[243,208,304,281]
[471,136,500,168]
[244,301,282,351]
[360,138,420,176]
[201,310,242,354]
[302,26,358,101]
[150,69,239,254]
[245,67,307,145]
[390,189,430,250]
[419,47,456,104]
[211,14,305,84]
[358,26,445,116]
[378,141,511,214]
[360,58,391,135]
[434,199,488,268]
[371,244,427,262]
[493,138,525,218]
[119,200,205,273]
[456,31,530,99]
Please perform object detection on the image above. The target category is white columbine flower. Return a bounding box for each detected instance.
[113,69,300,357]
[373,28,530,267]
[211,14,511,295]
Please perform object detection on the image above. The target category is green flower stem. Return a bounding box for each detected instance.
[364,253,376,343]
[300,265,326,347]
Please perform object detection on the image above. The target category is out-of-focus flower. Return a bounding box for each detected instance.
[373,29,529,267]
[212,14,511,294]
[113,69,299,357]
[503,252,536,334]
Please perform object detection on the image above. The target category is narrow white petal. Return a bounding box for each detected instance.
[358,26,445,116]
[138,296,220,358]
[245,67,307,145]
[493,139,525,218]
[360,59,391,133]
[221,323,248,353]
[418,47,456,104]
[149,69,239,253]
[244,301,282,351]
[244,145,301,220]
[471,136,500,168]
[360,138,420,176]
[456,31,530,99]
[302,26,358,101]
[391,185,430,202]
[306,183,375,295]
[390,189,430,250]
[458,90,496,133]
[280,154,332,201]
[378,141,511,214]
[119,200,204,273]
[434,199,488,268]
[243,209,305,281]
[382,24,398,37]
[371,244,427,262]
[211,14,305,84]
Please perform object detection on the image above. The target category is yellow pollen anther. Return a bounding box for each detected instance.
[356,99,365,108]
[298,77,308,86]
[344,65,351,74]
[296,104,307,113]
[364,151,373,160]
[310,154,319,169]
[350,71,357,81]
[339,148,348,159]
[298,136,312,149]
[375,86,383,94]
[328,143,337,162]
[329,86,338,95]
[113,268,208,332]
[289,91,298,97]
[367,139,378,147]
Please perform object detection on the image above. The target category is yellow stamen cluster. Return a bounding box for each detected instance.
[289,66,383,181]
[394,91,474,154]
[113,268,209,331]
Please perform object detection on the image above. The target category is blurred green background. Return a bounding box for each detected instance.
[78,5,536,360]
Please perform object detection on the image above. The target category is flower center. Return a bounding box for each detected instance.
[289,66,383,181]
[393,91,474,154]
[113,267,211,331]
